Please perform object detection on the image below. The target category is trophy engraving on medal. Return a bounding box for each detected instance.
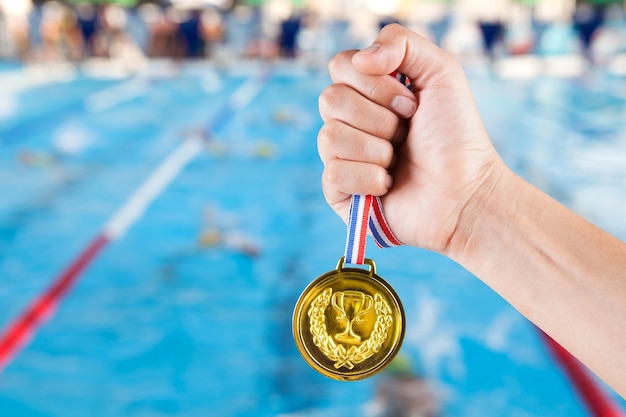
[305,278,396,373]
[294,259,404,380]
[332,290,373,344]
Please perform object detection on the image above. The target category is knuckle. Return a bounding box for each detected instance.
[318,88,330,114]
[317,124,331,150]
[376,111,399,139]
[328,53,342,77]
[378,141,395,167]
[364,78,385,102]
[381,22,402,35]
[328,50,354,79]
[372,167,390,194]
[318,85,343,118]
[318,120,340,149]
[322,160,343,185]
[317,122,340,161]
[436,60,464,87]
[445,60,464,78]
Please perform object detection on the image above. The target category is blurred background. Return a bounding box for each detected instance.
[0,0,625,416]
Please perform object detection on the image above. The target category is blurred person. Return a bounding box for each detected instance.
[178,8,204,58]
[16,119,93,174]
[76,4,145,71]
[504,6,535,56]
[439,6,484,61]
[93,4,126,57]
[219,4,255,59]
[347,7,380,49]
[0,3,31,60]
[138,3,164,56]
[199,206,260,258]
[108,27,146,71]
[200,229,260,258]
[477,19,503,60]
[295,12,335,67]
[588,4,626,66]
[148,6,184,59]
[200,7,225,58]
[367,355,441,417]
[129,8,152,53]
[504,23,535,56]
[38,1,82,61]
[161,205,260,280]
[17,149,59,170]
[244,34,279,59]
[403,1,449,47]
[535,20,581,57]
[317,23,626,399]
[197,206,261,258]
[278,12,301,58]
[573,3,604,60]
[75,2,98,58]
[428,15,451,48]
[15,147,67,183]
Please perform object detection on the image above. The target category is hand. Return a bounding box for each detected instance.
[318,24,505,253]
[319,25,626,400]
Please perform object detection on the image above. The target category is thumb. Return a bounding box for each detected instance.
[352,24,465,91]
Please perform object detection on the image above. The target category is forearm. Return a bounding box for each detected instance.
[448,162,626,397]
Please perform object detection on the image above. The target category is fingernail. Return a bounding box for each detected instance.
[386,174,394,189]
[391,95,417,118]
[357,43,381,56]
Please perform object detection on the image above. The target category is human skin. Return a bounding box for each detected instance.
[317,23,626,398]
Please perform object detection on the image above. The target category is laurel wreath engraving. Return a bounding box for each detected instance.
[308,288,393,370]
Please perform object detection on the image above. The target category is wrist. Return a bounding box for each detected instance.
[442,157,517,264]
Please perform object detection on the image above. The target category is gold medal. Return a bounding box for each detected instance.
[294,73,410,381]
[293,257,405,381]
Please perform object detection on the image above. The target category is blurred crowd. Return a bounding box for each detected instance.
[0,1,228,63]
[0,0,625,69]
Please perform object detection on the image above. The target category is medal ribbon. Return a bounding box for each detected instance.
[343,72,411,265]
[344,195,402,264]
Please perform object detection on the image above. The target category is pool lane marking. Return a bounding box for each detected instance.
[0,138,204,370]
[0,235,109,370]
[0,63,76,95]
[538,329,625,417]
[105,138,203,240]
[0,69,269,372]
[84,78,152,113]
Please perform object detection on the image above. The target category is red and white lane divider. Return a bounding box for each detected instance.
[0,70,268,372]
[539,330,624,417]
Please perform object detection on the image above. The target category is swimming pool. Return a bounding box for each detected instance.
[0,58,624,417]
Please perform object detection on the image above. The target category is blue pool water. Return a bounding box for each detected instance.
[0,60,625,417]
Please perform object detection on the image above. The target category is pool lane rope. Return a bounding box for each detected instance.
[0,68,269,372]
[538,329,624,417]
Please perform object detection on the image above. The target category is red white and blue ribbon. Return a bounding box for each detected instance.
[369,195,403,248]
[344,194,373,265]
[343,72,411,265]
[390,70,413,91]
[344,194,402,265]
